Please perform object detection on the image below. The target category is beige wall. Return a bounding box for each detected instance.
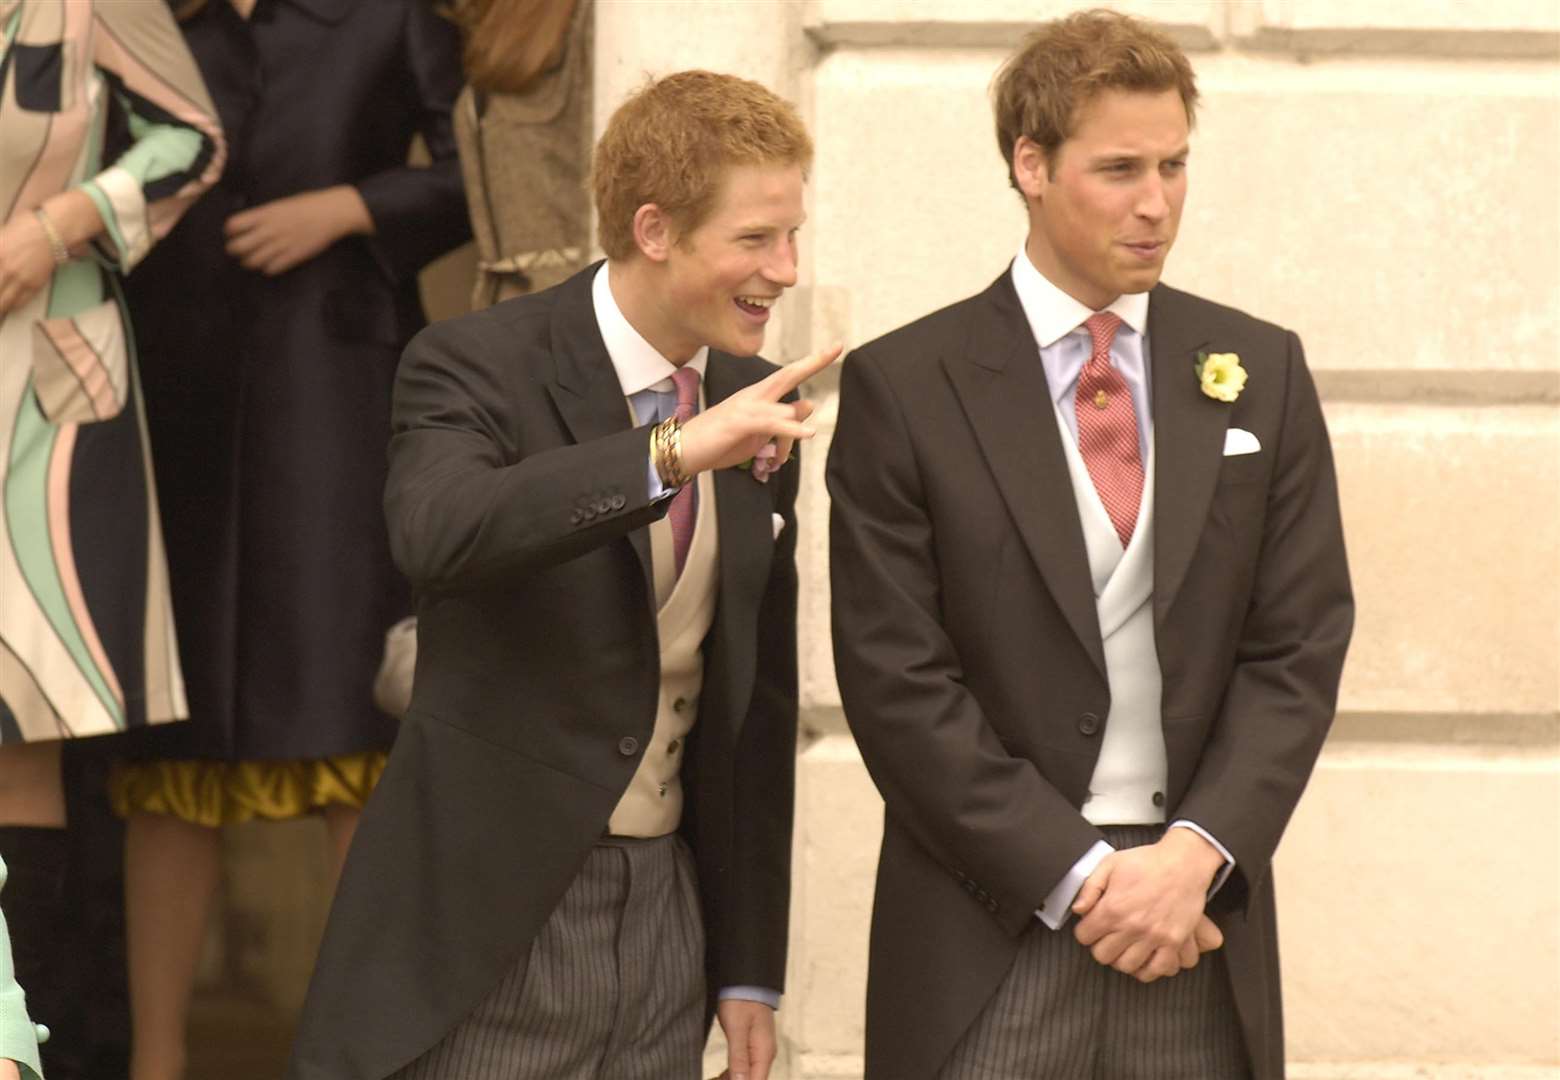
[593,1,1560,1076]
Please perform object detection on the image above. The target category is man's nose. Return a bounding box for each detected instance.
[1136,177,1170,222]
[765,237,799,288]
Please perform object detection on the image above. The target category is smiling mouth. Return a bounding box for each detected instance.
[734,295,777,318]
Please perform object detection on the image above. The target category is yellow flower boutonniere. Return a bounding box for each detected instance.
[1195,351,1247,403]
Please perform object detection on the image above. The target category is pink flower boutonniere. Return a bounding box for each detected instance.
[738,441,783,484]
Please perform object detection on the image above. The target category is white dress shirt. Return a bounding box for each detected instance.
[1008,245,1233,930]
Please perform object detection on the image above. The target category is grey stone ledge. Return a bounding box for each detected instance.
[804,21,1560,62]
[805,20,1218,53]
[1329,710,1559,748]
[1239,26,1560,62]
[1314,369,1560,406]
[803,706,1560,749]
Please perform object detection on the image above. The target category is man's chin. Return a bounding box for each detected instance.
[712,325,767,357]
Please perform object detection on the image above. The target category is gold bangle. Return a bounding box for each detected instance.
[652,416,690,489]
[32,208,69,266]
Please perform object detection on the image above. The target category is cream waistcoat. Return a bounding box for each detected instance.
[1052,403,1168,826]
[606,464,718,836]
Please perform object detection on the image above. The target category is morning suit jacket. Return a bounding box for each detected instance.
[827,271,1353,1080]
[288,263,799,1080]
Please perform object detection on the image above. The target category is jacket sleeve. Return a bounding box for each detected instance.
[384,317,666,592]
[84,0,225,271]
[355,0,471,281]
[827,349,1105,937]
[1174,331,1354,914]
[0,860,44,1080]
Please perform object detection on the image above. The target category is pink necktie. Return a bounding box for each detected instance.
[668,366,700,576]
[1075,313,1144,548]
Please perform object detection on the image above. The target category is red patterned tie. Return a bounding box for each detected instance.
[1075,313,1144,548]
[668,366,701,575]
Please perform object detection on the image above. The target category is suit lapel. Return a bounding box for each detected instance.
[943,274,1106,678]
[1148,284,1222,628]
[545,265,653,590]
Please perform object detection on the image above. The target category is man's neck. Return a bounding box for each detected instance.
[606,259,699,365]
[1022,235,1119,312]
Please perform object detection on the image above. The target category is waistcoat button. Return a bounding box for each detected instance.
[1078,713,1100,736]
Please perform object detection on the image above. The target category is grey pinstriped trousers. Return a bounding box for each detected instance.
[939,826,1250,1080]
[392,834,706,1080]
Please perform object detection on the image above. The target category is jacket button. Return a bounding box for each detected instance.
[667,739,680,754]
[1152,790,1165,807]
[611,493,626,510]
[570,509,583,525]
[1078,712,1100,736]
[672,697,687,713]
[617,736,638,756]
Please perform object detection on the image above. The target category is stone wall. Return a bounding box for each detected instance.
[594,1,1560,1076]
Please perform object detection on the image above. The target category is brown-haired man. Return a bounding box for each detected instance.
[289,70,835,1080]
[829,9,1352,1079]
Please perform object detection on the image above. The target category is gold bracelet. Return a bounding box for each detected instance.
[32,208,69,266]
[652,416,691,489]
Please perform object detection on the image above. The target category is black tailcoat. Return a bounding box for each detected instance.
[828,272,1354,1079]
[289,265,800,1079]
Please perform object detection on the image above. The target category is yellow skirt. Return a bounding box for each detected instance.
[109,752,387,827]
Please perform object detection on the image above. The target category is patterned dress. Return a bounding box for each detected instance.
[0,0,223,742]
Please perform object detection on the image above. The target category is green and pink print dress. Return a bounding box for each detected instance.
[0,0,223,741]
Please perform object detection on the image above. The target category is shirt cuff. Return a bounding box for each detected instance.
[717,985,780,1009]
[646,458,674,502]
[1168,819,1235,897]
[1036,839,1113,930]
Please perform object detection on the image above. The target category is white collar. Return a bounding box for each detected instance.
[592,262,709,396]
[1010,242,1149,349]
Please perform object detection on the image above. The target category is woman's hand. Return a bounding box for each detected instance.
[224,185,373,276]
[0,212,58,315]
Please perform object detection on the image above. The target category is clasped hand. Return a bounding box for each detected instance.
[1070,829,1226,983]
[224,185,372,277]
[679,345,842,478]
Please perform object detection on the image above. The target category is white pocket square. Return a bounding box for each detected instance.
[772,512,786,539]
[1223,428,1261,456]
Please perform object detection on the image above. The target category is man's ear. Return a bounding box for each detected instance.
[632,203,674,263]
[1012,136,1050,202]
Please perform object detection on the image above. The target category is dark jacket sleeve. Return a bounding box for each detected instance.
[357,0,470,281]
[828,349,1104,937]
[383,316,666,592]
[1175,331,1354,913]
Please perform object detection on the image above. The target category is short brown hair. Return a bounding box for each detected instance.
[591,70,813,260]
[992,9,1199,187]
